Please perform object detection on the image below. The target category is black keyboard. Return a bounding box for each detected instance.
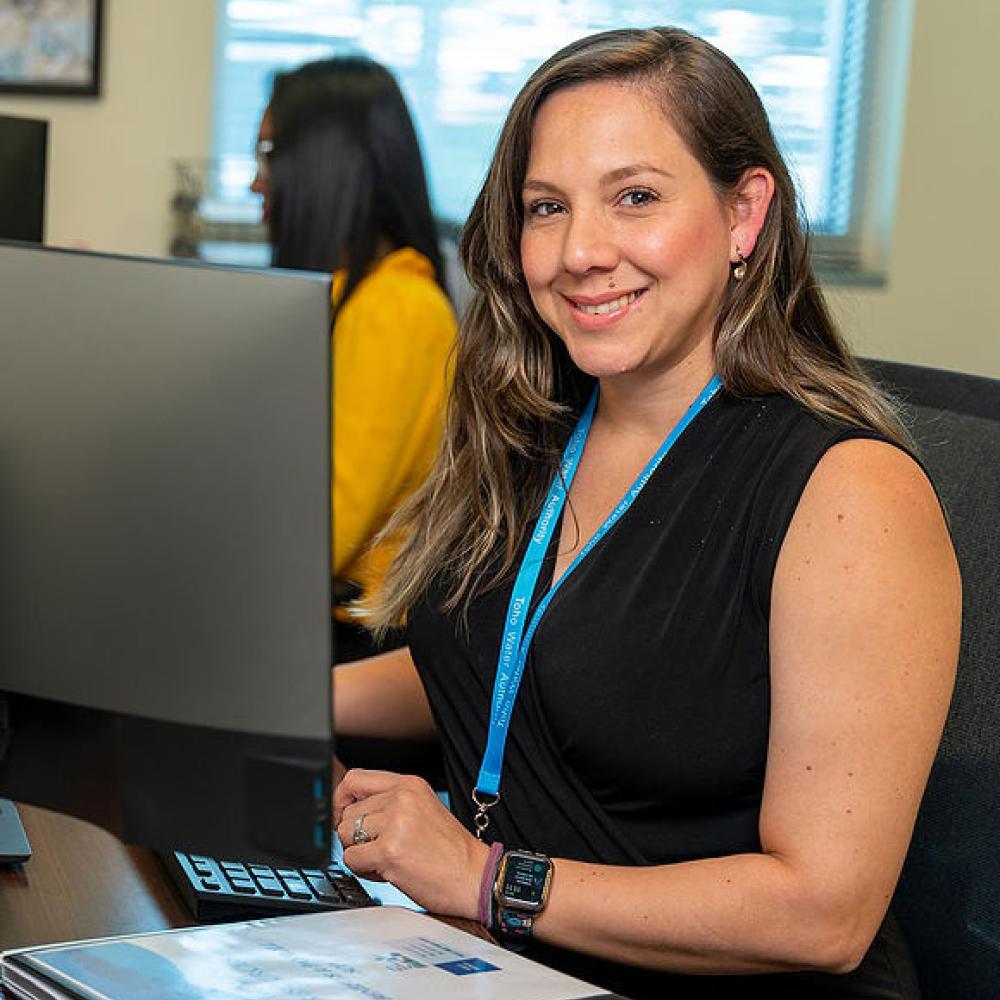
[164,850,378,921]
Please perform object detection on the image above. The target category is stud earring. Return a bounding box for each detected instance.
[732,245,748,282]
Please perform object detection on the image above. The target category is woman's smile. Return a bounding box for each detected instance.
[561,287,647,328]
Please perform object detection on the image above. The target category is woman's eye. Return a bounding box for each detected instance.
[620,188,658,208]
[526,200,563,218]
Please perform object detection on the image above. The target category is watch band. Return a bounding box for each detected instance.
[496,904,535,938]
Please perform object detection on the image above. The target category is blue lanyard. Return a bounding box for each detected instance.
[472,374,723,831]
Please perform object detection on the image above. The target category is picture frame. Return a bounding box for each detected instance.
[0,0,104,97]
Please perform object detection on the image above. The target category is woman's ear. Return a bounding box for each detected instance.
[729,167,775,261]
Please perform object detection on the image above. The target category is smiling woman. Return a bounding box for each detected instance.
[331,26,959,1000]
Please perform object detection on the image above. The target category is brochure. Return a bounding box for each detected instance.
[0,905,613,1000]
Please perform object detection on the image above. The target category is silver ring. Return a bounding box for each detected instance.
[352,813,372,845]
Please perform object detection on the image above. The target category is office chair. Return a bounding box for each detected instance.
[863,359,1000,1000]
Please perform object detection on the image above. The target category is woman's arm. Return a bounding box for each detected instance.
[334,440,960,975]
[334,645,437,741]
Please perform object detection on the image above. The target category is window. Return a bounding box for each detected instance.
[208,0,911,278]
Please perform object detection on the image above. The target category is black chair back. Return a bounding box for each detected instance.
[864,359,1000,1000]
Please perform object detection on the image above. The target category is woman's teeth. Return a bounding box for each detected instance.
[575,290,643,315]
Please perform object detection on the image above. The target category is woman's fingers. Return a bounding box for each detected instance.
[333,768,418,824]
[340,828,390,882]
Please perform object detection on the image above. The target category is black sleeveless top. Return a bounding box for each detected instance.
[408,391,922,999]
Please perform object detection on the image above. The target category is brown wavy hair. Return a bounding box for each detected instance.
[366,26,906,632]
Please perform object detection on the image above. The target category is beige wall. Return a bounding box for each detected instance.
[825,0,998,378]
[0,0,215,258]
[2,1,996,378]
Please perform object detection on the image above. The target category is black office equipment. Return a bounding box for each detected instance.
[0,242,335,867]
[864,359,1000,1000]
[0,115,47,242]
[163,851,376,921]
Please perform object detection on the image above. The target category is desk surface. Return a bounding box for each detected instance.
[0,803,194,952]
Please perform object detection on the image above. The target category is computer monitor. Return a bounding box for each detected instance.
[0,115,47,243]
[0,242,335,865]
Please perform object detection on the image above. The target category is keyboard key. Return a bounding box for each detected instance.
[305,875,340,902]
[248,865,274,878]
[255,877,285,897]
[328,873,359,889]
[300,868,326,879]
[199,878,221,891]
[280,877,313,900]
[229,878,257,894]
[276,868,299,880]
[192,861,214,877]
[330,875,372,904]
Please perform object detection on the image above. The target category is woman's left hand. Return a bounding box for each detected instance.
[333,768,489,920]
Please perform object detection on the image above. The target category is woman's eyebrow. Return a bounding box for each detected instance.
[522,178,564,195]
[522,163,675,195]
[601,162,675,184]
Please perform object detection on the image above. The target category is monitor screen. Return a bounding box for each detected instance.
[0,115,47,243]
[0,242,334,864]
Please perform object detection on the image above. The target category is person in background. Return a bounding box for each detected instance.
[330,27,960,1000]
[249,56,456,665]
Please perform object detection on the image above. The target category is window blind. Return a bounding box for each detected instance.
[208,0,906,276]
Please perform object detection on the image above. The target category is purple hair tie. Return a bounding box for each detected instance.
[478,841,505,931]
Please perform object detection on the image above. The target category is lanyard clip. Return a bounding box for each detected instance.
[471,789,500,840]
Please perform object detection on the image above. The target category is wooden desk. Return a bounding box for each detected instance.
[0,803,194,952]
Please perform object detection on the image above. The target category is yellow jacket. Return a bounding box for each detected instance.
[332,247,455,621]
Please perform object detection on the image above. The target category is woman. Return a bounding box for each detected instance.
[250,56,456,661]
[332,28,959,999]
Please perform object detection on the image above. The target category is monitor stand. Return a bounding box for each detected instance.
[0,798,31,864]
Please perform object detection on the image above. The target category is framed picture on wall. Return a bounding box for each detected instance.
[0,0,104,96]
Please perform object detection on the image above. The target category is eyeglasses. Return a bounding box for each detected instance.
[255,139,273,180]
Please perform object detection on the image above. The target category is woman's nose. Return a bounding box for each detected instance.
[561,209,618,275]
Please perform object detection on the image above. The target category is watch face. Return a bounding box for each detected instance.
[501,853,550,911]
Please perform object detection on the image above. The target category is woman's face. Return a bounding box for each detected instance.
[519,80,736,389]
[249,107,273,225]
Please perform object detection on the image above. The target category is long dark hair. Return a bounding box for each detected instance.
[368,27,906,631]
[267,55,445,309]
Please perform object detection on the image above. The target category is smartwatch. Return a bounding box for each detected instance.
[493,849,553,939]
